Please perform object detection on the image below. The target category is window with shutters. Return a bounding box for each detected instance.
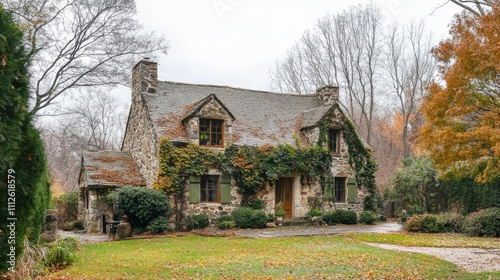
[200,175,220,202]
[189,174,231,204]
[323,176,346,203]
[328,129,340,153]
[334,177,346,202]
[199,118,224,147]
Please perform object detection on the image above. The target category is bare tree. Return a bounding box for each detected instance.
[4,0,169,115]
[269,3,384,145]
[446,0,498,17]
[40,90,127,192]
[384,21,436,159]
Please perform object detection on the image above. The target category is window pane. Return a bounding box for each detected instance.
[199,119,224,146]
[201,175,219,202]
[334,177,346,202]
[212,134,222,146]
[329,129,339,153]
[200,119,210,132]
[212,121,221,133]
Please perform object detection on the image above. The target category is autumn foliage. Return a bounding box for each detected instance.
[420,6,500,173]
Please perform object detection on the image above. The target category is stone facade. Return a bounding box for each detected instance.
[122,61,160,186]
[184,95,234,147]
[301,105,366,213]
[80,60,372,232]
[256,176,322,218]
[78,177,116,233]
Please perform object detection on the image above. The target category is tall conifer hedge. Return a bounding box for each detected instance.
[0,5,51,273]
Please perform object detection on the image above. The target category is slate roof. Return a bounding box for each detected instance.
[80,150,146,187]
[144,81,326,146]
[301,105,333,129]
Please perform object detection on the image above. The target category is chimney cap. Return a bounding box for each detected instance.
[316,85,339,92]
[133,59,157,70]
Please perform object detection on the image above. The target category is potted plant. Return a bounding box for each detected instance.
[275,201,286,222]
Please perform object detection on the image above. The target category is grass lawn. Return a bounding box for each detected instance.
[44,234,500,280]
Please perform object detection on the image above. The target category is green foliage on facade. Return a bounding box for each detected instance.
[154,138,332,202]
[0,6,51,273]
[318,119,377,196]
[342,119,377,196]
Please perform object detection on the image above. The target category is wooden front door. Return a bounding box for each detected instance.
[276,178,293,218]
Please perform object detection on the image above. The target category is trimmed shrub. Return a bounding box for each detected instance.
[266,214,275,223]
[73,220,84,230]
[359,210,377,225]
[231,207,267,228]
[404,214,445,233]
[149,216,170,234]
[436,213,464,233]
[463,208,500,237]
[116,186,172,228]
[334,210,358,225]
[216,215,235,230]
[250,199,263,210]
[322,210,357,225]
[308,209,322,217]
[45,237,78,267]
[322,211,337,225]
[186,214,210,230]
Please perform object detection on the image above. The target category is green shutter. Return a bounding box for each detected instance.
[220,174,231,204]
[324,176,334,199]
[347,177,357,203]
[189,176,200,203]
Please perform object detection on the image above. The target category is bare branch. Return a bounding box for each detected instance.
[5,0,170,115]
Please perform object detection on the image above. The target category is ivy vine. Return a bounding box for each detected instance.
[318,118,377,196]
[153,138,332,202]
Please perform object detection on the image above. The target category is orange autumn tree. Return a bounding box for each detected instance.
[420,5,500,178]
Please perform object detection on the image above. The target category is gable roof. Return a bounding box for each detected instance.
[80,150,146,187]
[144,81,326,146]
[181,94,236,123]
[300,105,333,129]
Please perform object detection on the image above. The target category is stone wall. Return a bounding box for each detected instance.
[78,170,116,233]
[122,61,159,186]
[302,106,366,213]
[184,168,241,222]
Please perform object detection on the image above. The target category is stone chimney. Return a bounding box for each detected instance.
[132,59,158,101]
[316,85,339,105]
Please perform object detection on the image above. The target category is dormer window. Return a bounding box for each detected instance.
[199,118,224,147]
[328,129,340,153]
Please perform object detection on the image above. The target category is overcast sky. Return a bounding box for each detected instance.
[131,0,462,94]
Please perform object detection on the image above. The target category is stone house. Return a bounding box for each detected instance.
[78,150,146,232]
[79,60,373,232]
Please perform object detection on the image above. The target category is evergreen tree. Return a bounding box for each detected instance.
[0,5,51,273]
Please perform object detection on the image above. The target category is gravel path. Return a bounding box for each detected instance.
[366,243,500,272]
[237,222,402,238]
